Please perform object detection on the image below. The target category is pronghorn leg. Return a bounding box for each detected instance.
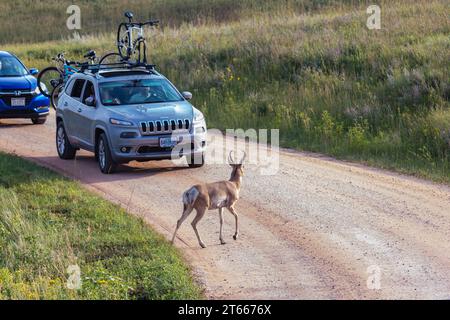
[171,206,194,244]
[219,208,226,245]
[228,206,239,240]
[192,208,207,248]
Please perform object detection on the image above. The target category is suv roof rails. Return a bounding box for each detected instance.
[80,61,157,75]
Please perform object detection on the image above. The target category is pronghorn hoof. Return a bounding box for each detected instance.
[220,240,226,245]
[233,235,238,240]
[200,243,206,249]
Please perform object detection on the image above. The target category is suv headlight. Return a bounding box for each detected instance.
[193,108,206,134]
[110,118,134,126]
[193,108,205,124]
[34,84,48,96]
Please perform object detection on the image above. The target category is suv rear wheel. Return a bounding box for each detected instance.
[56,121,76,159]
[97,133,117,174]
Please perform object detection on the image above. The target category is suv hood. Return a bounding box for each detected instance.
[106,101,194,122]
[0,75,36,91]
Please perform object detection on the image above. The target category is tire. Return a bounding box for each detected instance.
[117,23,131,61]
[56,121,76,160]
[51,84,64,110]
[98,52,123,65]
[187,152,205,168]
[31,117,47,125]
[97,133,117,174]
[135,39,148,64]
[37,67,62,98]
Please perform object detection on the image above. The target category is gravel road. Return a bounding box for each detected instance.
[1,113,449,299]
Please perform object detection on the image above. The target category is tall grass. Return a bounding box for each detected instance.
[2,0,449,182]
[0,0,367,44]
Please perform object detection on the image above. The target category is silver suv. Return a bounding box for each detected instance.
[55,67,207,174]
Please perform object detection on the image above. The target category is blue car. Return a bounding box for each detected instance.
[0,51,50,124]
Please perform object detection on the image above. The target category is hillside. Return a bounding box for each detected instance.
[2,0,449,182]
[0,0,365,44]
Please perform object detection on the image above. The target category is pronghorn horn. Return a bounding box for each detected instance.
[229,151,235,164]
[240,151,247,164]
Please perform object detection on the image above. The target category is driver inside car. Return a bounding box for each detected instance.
[101,87,122,105]
[135,86,167,103]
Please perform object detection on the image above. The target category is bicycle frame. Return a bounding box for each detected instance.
[47,62,79,90]
[120,24,145,57]
[61,64,79,82]
[54,53,86,84]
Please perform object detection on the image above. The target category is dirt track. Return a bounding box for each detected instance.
[1,112,450,299]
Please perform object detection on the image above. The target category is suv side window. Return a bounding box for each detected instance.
[65,78,74,95]
[71,79,86,99]
[82,81,95,105]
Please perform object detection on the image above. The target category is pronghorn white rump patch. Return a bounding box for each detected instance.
[210,195,228,209]
[183,187,199,205]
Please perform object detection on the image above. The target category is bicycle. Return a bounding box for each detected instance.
[117,11,159,64]
[38,51,121,109]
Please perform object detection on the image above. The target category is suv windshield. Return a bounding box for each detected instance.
[99,78,184,106]
[0,56,28,77]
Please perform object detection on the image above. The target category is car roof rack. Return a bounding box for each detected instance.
[79,61,158,76]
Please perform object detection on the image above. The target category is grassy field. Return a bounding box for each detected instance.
[0,152,201,300]
[0,0,365,44]
[2,0,449,182]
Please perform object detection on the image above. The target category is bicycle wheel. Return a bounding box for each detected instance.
[98,52,123,65]
[51,83,64,110]
[137,39,148,64]
[117,23,132,60]
[127,39,147,64]
[37,67,63,98]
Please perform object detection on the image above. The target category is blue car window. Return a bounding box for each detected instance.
[0,56,28,77]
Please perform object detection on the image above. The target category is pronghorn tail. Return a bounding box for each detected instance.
[182,187,199,209]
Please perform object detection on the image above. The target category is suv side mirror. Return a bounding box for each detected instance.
[182,91,193,100]
[29,68,39,75]
[85,96,96,107]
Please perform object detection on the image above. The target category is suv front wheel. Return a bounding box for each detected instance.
[56,121,77,159]
[97,133,117,174]
[32,117,47,125]
[187,152,205,168]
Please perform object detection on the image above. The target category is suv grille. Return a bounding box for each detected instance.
[0,91,33,107]
[137,146,173,154]
[140,119,190,135]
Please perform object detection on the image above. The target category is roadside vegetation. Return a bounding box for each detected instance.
[2,0,449,182]
[0,152,201,299]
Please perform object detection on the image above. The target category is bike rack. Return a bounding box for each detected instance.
[79,61,157,75]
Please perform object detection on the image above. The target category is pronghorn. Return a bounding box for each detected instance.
[171,151,246,248]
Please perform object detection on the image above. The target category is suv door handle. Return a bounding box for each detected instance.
[64,102,68,107]
[77,108,82,113]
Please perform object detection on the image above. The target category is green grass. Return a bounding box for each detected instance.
[0,0,366,44]
[2,0,449,183]
[0,152,201,300]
